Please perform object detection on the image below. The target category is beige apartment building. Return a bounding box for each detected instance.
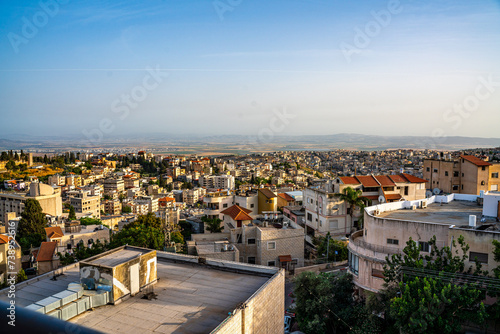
[348,193,500,293]
[304,174,427,238]
[220,204,304,270]
[0,183,63,224]
[102,178,125,195]
[103,199,122,215]
[423,155,499,195]
[69,190,100,219]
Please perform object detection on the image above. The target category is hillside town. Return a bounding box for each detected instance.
[1,147,500,332]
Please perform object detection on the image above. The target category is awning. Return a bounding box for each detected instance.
[385,194,402,201]
[279,255,292,262]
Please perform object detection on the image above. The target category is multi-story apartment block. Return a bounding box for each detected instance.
[199,175,235,190]
[348,193,500,294]
[0,183,63,224]
[102,178,125,195]
[69,190,100,219]
[48,174,65,186]
[220,204,304,269]
[304,174,427,238]
[103,199,122,215]
[257,188,277,214]
[182,188,206,206]
[423,155,500,194]
[134,195,159,213]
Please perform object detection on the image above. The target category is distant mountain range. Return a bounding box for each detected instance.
[0,133,499,152]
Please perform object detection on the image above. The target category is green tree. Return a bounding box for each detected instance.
[170,231,184,244]
[68,205,76,220]
[16,269,28,283]
[334,187,371,229]
[293,272,381,333]
[315,233,348,262]
[202,216,223,233]
[17,199,47,251]
[382,236,488,333]
[122,205,132,214]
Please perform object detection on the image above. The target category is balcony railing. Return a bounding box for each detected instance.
[350,230,401,256]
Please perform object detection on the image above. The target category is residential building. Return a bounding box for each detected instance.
[182,187,206,206]
[199,175,235,190]
[0,234,22,283]
[103,178,125,195]
[69,190,100,219]
[45,224,110,254]
[348,193,500,293]
[257,188,277,214]
[423,155,500,194]
[103,199,122,215]
[0,247,285,334]
[48,174,65,186]
[0,183,63,224]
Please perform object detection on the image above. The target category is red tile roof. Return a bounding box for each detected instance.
[339,176,360,185]
[460,155,492,167]
[278,193,295,202]
[374,175,396,187]
[385,193,402,200]
[388,175,407,183]
[36,242,57,262]
[259,188,277,199]
[0,234,10,244]
[221,205,253,221]
[365,195,379,200]
[355,175,380,187]
[45,226,64,239]
[402,173,428,183]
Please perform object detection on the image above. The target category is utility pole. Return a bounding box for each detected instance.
[326,234,330,264]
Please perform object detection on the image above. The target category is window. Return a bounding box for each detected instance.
[482,166,486,171]
[250,203,254,208]
[267,241,276,250]
[268,260,276,266]
[291,258,298,265]
[444,171,449,176]
[492,173,499,179]
[223,203,228,208]
[462,185,464,190]
[492,185,498,191]
[307,213,312,221]
[329,220,338,229]
[387,238,399,245]
[426,167,430,172]
[247,238,256,245]
[349,251,359,276]
[452,185,459,191]
[248,257,256,264]
[67,244,72,250]
[404,186,409,196]
[236,234,242,243]
[470,252,488,264]
[462,173,464,177]
[433,168,438,173]
[481,181,485,185]
[418,241,430,252]
[372,268,384,279]
[454,171,459,177]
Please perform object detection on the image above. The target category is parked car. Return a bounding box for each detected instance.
[24,267,37,275]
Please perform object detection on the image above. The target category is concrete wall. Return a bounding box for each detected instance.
[212,270,285,334]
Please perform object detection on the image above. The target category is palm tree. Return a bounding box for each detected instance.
[334,187,371,230]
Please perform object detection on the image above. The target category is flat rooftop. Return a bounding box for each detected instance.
[0,264,80,307]
[72,259,269,334]
[377,200,494,226]
[84,248,146,267]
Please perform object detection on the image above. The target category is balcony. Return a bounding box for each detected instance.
[349,230,401,262]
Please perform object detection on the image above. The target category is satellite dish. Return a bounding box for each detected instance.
[426,191,433,198]
[378,195,386,203]
[433,188,441,195]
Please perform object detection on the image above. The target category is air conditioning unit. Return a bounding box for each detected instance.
[411,205,417,210]
[421,201,427,209]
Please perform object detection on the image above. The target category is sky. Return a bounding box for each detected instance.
[1,0,500,142]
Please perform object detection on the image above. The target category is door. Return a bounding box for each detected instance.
[130,263,140,296]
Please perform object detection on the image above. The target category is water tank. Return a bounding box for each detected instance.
[469,215,477,228]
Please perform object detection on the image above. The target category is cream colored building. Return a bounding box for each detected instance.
[69,190,101,219]
[423,155,498,195]
[348,193,500,293]
[0,183,63,224]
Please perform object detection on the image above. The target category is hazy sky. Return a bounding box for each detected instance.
[1,0,500,141]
